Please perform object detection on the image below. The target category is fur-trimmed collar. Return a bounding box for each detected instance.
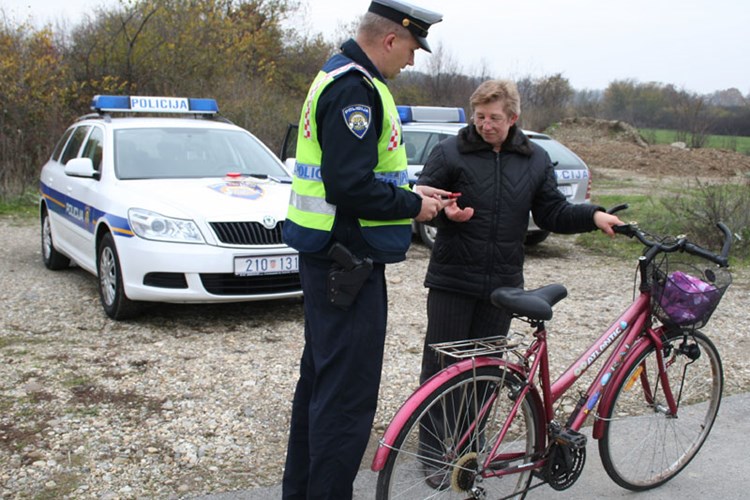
[457,124,533,156]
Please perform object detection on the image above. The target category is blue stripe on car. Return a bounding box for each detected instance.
[40,183,134,237]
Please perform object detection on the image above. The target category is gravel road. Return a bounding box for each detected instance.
[1,216,747,499]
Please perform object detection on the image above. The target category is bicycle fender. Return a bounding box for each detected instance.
[371,357,536,472]
[592,335,656,440]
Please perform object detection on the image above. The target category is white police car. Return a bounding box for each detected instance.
[399,106,592,247]
[40,95,301,320]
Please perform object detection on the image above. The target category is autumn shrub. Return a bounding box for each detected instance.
[0,22,74,201]
[663,176,750,262]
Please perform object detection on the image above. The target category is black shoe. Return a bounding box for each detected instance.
[423,465,451,491]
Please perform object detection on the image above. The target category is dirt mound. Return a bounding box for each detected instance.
[547,117,750,179]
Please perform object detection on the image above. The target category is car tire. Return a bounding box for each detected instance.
[97,232,140,320]
[524,230,550,246]
[41,207,71,270]
[418,222,437,249]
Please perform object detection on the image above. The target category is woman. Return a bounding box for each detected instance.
[413,79,622,489]
[415,79,622,386]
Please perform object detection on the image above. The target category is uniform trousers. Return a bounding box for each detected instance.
[282,254,387,500]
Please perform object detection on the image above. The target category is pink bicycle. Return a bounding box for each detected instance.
[371,210,733,499]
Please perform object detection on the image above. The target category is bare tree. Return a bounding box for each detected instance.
[572,89,604,118]
[518,73,573,131]
[422,42,467,106]
[668,89,713,148]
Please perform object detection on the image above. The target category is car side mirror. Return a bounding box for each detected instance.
[64,158,99,179]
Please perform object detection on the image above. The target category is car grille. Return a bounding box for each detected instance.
[200,273,301,296]
[210,221,284,245]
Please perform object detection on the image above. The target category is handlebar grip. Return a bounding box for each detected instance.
[681,222,732,267]
[612,224,633,236]
[607,203,629,215]
[717,222,733,260]
[683,242,726,266]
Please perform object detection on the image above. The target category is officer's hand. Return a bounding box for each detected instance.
[414,185,452,199]
[415,195,451,222]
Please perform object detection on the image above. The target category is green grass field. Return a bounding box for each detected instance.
[639,128,750,155]
[0,189,38,219]
[577,189,749,265]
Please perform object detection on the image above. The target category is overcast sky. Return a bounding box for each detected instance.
[4,0,748,95]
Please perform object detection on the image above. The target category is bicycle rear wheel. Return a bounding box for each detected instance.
[376,366,544,499]
[598,329,723,490]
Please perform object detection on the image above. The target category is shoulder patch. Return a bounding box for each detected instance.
[342,105,371,139]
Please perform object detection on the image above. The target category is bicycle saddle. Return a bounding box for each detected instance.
[490,284,568,320]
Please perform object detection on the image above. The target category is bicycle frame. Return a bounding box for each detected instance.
[372,286,680,472]
[551,291,679,439]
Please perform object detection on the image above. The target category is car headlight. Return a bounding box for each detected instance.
[128,208,205,244]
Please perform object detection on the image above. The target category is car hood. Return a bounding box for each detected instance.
[119,178,291,222]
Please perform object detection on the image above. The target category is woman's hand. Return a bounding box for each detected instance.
[594,210,624,237]
[445,203,474,222]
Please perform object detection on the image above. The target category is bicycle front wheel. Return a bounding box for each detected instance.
[598,329,723,490]
[376,366,544,499]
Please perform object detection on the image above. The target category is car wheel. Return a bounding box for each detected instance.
[41,207,71,270]
[97,232,139,320]
[418,222,437,249]
[524,230,550,246]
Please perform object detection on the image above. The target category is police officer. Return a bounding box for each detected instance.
[281,1,450,498]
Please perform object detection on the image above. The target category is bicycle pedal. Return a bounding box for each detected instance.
[555,428,587,449]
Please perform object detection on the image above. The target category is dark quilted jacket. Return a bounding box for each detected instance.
[416,124,601,298]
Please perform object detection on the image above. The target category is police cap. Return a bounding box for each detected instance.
[368,0,443,53]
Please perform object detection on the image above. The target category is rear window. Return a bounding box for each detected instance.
[531,138,584,168]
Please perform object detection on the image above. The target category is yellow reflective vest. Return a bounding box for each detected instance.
[284,57,413,257]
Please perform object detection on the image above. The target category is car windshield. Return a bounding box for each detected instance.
[114,128,290,180]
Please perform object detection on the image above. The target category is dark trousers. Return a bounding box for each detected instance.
[420,288,512,384]
[418,288,512,469]
[282,254,387,500]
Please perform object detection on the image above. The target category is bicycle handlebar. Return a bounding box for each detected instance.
[608,204,732,267]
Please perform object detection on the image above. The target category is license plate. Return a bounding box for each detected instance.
[558,184,574,198]
[234,254,299,276]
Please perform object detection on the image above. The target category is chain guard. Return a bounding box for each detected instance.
[544,442,586,490]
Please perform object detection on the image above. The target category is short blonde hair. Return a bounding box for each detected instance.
[358,11,411,44]
[470,80,521,118]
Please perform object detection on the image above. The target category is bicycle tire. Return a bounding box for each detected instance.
[376,366,544,499]
[598,329,723,490]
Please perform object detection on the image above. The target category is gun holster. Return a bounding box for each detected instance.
[326,243,373,310]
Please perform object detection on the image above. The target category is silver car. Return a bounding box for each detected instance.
[400,106,591,247]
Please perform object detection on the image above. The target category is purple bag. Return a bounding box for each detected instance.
[659,271,718,325]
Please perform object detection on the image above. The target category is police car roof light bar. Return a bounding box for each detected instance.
[91,95,219,115]
[397,105,466,124]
